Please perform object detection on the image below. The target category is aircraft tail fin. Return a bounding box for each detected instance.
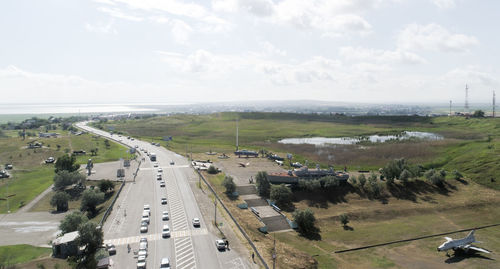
[467,230,477,242]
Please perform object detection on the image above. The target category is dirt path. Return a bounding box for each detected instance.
[18,184,54,213]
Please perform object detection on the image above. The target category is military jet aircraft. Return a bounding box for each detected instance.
[437,230,491,256]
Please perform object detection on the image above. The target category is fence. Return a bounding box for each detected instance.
[196,169,269,269]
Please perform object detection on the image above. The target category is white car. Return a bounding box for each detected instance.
[153,162,158,167]
[161,198,167,205]
[157,174,162,180]
[143,204,150,211]
[192,218,200,227]
[162,211,169,221]
[170,160,175,165]
[160,181,165,187]
[160,257,170,268]
[140,224,148,233]
[141,216,150,224]
[162,225,171,238]
[140,237,148,247]
[138,250,147,257]
[143,209,150,216]
[215,239,226,250]
[158,167,163,173]
[139,242,147,251]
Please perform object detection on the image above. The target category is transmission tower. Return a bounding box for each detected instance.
[465,84,469,112]
[493,91,496,118]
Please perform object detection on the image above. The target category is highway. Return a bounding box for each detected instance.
[76,122,246,269]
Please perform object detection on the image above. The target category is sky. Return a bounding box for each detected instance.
[0,0,498,105]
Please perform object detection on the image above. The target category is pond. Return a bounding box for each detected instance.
[278,131,443,146]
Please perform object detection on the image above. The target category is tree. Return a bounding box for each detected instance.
[358,174,367,188]
[60,211,88,234]
[381,158,410,180]
[472,110,485,118]
[80,189,104,216]
[54,170,86,190]
[207,165,218,174]
[339,213,349,227]
[104,139,110,148]
[270,184,292,209]
[293,208,318,236]
[425,169,445,186]
[50,191,70,212]
[255,171,271,197]
[222,175,236,194]
[55,155,80,173]
[399,169,411,184]
[98,180,114,193]
[76,222,103,268]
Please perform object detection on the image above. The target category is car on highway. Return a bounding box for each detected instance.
[157,174,162,180]
[162,211,169,220]
[143,209,150,216]
[140,223,148,233]
[137,255,147,269]
[153,162,158,167]
[139,242,147,251]
[161,198,167,204]
[135,145,139,148]
[192,218,201,227]
[141,216,150,224]
[162,225,171,238]
[215,239,226,250]
[160,257,171,268]
[158,167,163,173]
[140,237,148,247]
[143,204,150,211]
[170,160,175,165]
[106,243,116,255]
[160,181,165,187]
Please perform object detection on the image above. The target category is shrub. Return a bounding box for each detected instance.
[358,174,367,187]
[50,191,70,212]
[270,184,293,209]
[293,208,318,236]
[339,213,349,227]
[399,169,411,183]
[222,175,236,194]
[452,170,463,180]
[207,165,218,174]
[255,171,270,197]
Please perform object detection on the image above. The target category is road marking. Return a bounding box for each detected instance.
[103,228,207,245]
[224,258,246,269]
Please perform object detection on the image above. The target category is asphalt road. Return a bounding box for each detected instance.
[76,122,247,269]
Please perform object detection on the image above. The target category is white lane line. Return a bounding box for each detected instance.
[104,228,207,245]
[177,257,196,269]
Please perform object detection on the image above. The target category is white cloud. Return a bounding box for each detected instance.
[85,21,118,34]
[97,7,143,21]
[260,41,286,56]
[340,46,426,64]
[430,0,456,9]
[397,23,479,52]
[171,20,193,44]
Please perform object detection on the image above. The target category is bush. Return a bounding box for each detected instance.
[349,175,357,185]
[222,175,236,194]
[425,169,445,186]
[339,213,349,227]
[452,170,463,180]
[399,169,411,183]
[55,155,80,173]
[293,208,318,236]
[54,170,86,191]
[80,189,105,216]
[98,180,114,193]
[358,174,367,188]
[270,184,292,209]
[207,165,218,174]
[50,191,70,212]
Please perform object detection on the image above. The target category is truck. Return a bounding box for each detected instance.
[150,153,157,162]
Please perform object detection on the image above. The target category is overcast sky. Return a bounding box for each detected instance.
[0,0,498,104]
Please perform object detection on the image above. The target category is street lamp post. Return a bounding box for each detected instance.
[214,199,217,227]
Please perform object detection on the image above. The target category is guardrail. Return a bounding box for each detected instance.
[196,169,269,269]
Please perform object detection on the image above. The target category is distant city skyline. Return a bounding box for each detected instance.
[0,0,498,104]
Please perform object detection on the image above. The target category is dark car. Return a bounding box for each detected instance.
[106,243,116,255]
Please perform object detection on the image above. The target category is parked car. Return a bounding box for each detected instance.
[162,211,169,221]
[45,157,55,163]
[192,218,200,227]
[215,240,226,250]
[160,257,171,268]
[140,224,148,233]
[137,254,147,269]
[141,216,150,224]
[106,243,116,255]
[161,198,167,205]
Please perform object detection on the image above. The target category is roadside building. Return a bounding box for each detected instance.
[52,231,79,258]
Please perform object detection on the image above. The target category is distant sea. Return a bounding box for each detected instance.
[0,103,162,115]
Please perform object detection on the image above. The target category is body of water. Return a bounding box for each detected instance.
[279,131,443,146]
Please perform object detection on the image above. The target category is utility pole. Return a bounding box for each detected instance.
[465,84,469,113]
[493,91,496,118]
[449,100,452,116]
[214,198,217,227]
[236,119,239,152]
[272,233,276,269]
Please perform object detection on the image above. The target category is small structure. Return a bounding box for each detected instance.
[27,141,43,149]
[234,149,258,158]
[97,257,112,268]
[52,231,79,258]
[39,132,59,138]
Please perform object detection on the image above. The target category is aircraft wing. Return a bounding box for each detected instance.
[467,246,491,254]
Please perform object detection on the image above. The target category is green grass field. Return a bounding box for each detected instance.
[99,113,500,190]
[0,129,132,214]
[0,244,51,266]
